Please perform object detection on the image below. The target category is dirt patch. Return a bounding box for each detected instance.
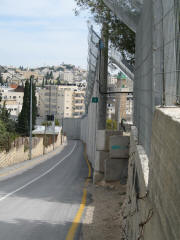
[81,180,127,240]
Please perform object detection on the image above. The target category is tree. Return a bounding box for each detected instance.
[0,103,16,151]
[45,72,50,81]
[42,77,45,88]
[106,119,117,130]
[74,0,135,64]
[0,119,9,151]
[49,71,53,79]
[32,80,37,128]
[55,119,60,126]
[17,77,37,135]
[17,80,30,135]
[0,102,10,123]
[57,76,61,85]
[0,72,3,85]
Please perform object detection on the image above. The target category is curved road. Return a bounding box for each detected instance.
[0,140,88,240]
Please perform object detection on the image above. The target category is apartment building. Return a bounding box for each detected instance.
[38,85,85,120]
[73,91,85,118]
[0,86,24,117]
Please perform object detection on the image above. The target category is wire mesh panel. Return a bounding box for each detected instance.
[133,0,154,157]
[103,0,179,157]
[134,0,179,157]
[109,48,135,81]
[85,26,100,113]
[176,0,180,102]
[103,0,142,32]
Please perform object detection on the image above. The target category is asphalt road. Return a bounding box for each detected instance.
[0,140,88,240]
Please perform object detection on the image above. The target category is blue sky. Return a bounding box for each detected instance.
[0,0,89,69]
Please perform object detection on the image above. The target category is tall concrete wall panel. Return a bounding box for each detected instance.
[63,118,81,139]
[80,97,98,168]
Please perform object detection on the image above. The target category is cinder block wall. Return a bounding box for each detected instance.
[125,108,180,240]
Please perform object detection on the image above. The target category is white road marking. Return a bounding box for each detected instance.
[0,142,77,202]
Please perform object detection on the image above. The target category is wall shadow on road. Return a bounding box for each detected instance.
[0,141,89,205]
[0,218,76,240]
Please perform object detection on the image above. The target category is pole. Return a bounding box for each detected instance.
[53,117,55,150]
[29,76,33,160]
[43,122,47,154]
[98,23,109,130]
[116,77,121,130]
[61,117,63,144]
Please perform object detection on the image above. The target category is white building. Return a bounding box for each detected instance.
[0,86,24,117]
[38,85,85,120]
[63,71,74,83]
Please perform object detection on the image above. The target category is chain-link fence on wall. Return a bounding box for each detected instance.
[103,0,141,32]
[103,0,180,157]
[85,26,100,113]
[135,0,180,157]
[80,26,100,167]
[176,0,180,102]
[109,48,135,81]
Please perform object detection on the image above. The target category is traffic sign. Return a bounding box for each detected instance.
[92,97,98,103]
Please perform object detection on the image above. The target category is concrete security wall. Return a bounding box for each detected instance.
[0,133,64,169]
[81,94,98,168]
[63,83,98,169]
[125,108,180,240]
[63,118,81,139]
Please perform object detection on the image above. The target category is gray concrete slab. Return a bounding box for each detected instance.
[109,135,130,159]
[105,157,128,183]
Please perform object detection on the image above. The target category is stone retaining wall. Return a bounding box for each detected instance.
[0,133,65,169]
[125,107,180,240]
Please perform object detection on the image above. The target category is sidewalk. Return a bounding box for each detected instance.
[81,180,127,240]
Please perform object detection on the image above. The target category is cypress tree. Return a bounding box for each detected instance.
[32,81,37,128]
[42,77,45,88]
[57,75,61,85]
[17,80,30,135]
[49,71,53,79]
[0,73,3,85]
[17,77,37,135]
